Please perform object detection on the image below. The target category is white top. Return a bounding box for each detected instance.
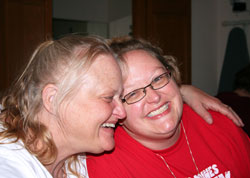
[0,137,88,178]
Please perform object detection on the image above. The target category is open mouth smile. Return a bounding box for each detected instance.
[147,103,169,117]
[101,123,116,128]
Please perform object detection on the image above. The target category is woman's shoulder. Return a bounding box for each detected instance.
[183,103,239,128]
[0,139,52,178]
[183,103,249,143]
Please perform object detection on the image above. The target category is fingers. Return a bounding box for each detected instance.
[179,85,244,127]
[202,98,244,127]
[193,105,213,124]
[223,104,244,127]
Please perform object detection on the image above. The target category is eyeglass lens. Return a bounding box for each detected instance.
[123,72,171,104]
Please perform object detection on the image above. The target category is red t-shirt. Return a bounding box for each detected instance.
[87,104,250,178]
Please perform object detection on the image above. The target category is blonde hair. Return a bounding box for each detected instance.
[0,35,112,177]
[109,36,182,86]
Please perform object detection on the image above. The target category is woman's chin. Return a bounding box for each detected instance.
[102,140,115,152]
[153,117,181,138]
[99,134,116,152]
[89,141,115,154]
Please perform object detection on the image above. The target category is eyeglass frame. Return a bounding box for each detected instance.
[121,71,172,104]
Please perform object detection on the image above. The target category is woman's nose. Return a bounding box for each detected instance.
[113,100,126,119]
[145,87,161,103]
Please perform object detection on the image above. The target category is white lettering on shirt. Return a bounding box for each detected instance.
[193,164,230,178]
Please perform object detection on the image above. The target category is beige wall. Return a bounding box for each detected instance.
[192,0,250,95]
[53,0,250,95]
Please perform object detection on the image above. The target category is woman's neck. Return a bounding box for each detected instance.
[38,111,73,177]
[45,157,67,178]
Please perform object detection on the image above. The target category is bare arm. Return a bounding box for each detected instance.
[180,85,244,126]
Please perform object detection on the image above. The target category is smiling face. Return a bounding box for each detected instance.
[61,54,126,153]
[121,50,183,150]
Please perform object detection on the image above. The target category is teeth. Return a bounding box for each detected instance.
[148,103,169,117]
[101,123,115,128]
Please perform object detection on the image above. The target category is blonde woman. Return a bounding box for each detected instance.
[0,35,125,178]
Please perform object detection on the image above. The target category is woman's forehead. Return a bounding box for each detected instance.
[87,54,122,88]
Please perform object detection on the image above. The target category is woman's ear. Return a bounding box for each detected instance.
[42,84,58,113]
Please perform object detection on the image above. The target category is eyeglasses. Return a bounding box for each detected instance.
[121,72,171,104]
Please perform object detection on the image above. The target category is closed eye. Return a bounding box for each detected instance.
[103,96,114,103]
